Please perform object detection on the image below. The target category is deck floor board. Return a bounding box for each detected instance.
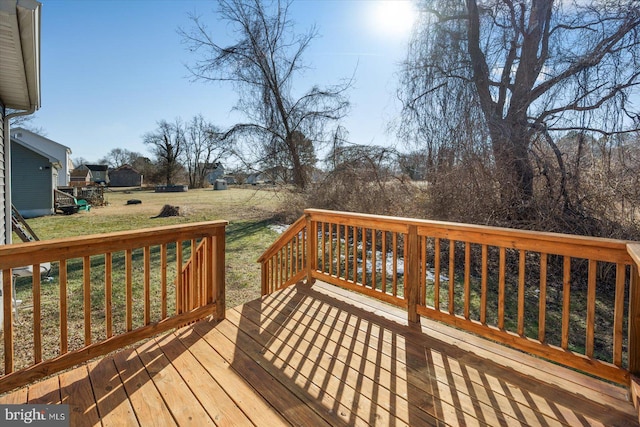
[0,281,637,426]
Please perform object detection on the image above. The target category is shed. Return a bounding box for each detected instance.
[70,168,92,186]
[109,164,143,187]
[213,179,228,190]
[11,128,72,187]
[76,164,109,184]
[11,136,59,218]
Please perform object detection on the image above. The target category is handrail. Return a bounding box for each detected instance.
[258,216,307,295]
[0,220,227,393]
[258,216,306,263]
[625,244,640,378]
[259,209,639,386]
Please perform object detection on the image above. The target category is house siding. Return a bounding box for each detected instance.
[0,102,5,245]
[110,167,142,187]
[11,129,71,187]
[11,142,54,218]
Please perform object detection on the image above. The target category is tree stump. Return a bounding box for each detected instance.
[154,204,180,218]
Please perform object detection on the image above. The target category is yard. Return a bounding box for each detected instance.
[19,186,287,308]
[8,187,287,371]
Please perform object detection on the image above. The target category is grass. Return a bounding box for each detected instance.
[7,186,289,372]
[20,186,286,308]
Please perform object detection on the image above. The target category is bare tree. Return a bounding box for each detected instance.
[143,119,185,185]
[183,115,230,188]
[400,0,640,220]
[181,0,350,190]
[99,148,144,169]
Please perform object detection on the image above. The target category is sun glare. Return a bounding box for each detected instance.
[368,0,417,39]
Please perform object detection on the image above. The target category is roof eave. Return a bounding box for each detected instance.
[0,0,41,111]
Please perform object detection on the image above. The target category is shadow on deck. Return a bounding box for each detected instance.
[1,281,637,426]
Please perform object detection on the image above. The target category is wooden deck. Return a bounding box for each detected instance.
[1,281,637,426]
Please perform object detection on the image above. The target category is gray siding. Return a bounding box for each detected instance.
[11,142,54,218]
[110,168,142,187]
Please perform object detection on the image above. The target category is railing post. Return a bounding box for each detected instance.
[406,225,419,324]
[3,270,13,374]
[215,229,226,321]
[306,214,317,285]
[261,262,267,296]
[630,263,640,377]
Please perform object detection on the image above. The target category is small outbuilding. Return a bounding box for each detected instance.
[70,168,92,186]
[109,164,143,187]
[75,164,109,185]
[11,136,60,218]
[213,179,228,190]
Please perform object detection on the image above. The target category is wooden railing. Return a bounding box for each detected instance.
[257,216,307,295]
[259,209,640,386]
[0,221,226,393]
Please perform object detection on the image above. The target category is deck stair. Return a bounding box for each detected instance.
[10,205,38,242]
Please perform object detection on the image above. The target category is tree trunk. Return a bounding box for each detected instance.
[488,120,534,219]
[286,133,307,190]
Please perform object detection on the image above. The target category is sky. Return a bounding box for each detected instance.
[28,0,418,163]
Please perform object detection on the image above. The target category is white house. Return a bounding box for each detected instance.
[0,0,42,246]
[0,0,42,328]
[11,128,72,187]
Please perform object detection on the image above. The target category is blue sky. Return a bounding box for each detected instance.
[31,0,417,163]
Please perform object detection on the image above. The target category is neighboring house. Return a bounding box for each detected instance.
[10,136,59,218]
[76,164,109,184]
[109,164,143,187]
[222,175,236,185]
[11,127,72,187]
[247,172,266,185]
[206,163,225,184]
[0,0,42,245]
[70,168,92,186]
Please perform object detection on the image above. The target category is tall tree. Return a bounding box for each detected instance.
[99,148,143,169]
[400,0,640,219]
[181,0,350,190]
[183,115,230,188]
[143,119,185,185]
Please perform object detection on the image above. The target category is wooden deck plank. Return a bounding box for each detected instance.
[174,326,289,427]
[225,304,444,427]
[26,374,61,404]
[0,281,637,427]
[87,357,139,427]
[112,348,177,427]
[134,338,216,426]
[191,319,334,427]
[0,386,27,404]
[238,287,514,426]
[153,331,254,427]
[220,309,421,427]
[59,364,101,427]
[288,282,638,426]
[313,280,632,405]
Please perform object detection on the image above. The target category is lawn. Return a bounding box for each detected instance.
[17,186,289,313]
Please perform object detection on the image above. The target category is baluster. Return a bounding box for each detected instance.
[84,256,91,345]
[585,260,597,358]
[60,259,68,354]
[538,253,547,343]
[464,243,471,320]
[480,245,487,325]
[449,240,455,315]
[561,256,571,350]
[105,253,113,338]
[517,250,525,336]
[33,263,41,364]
